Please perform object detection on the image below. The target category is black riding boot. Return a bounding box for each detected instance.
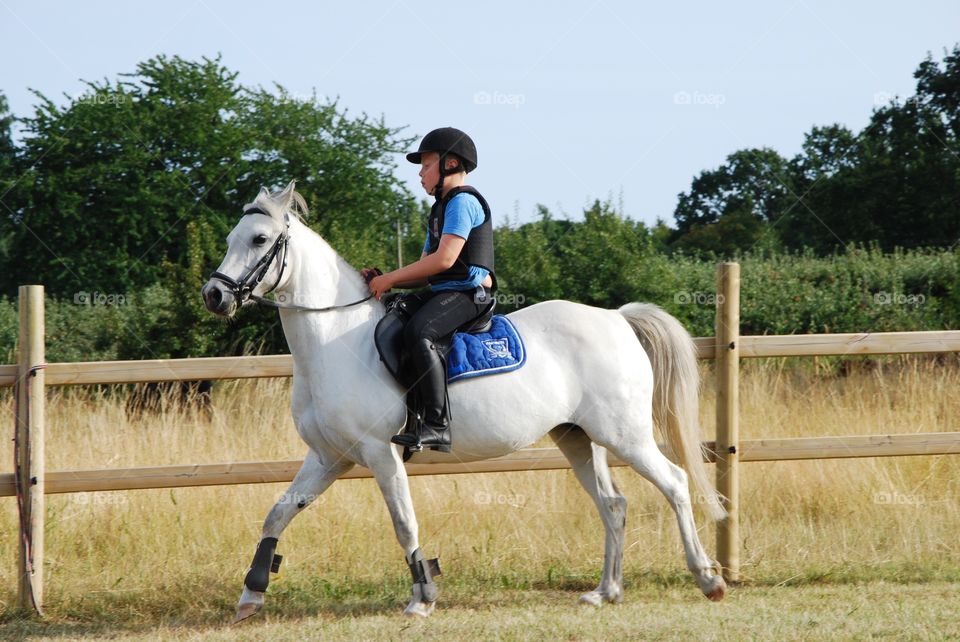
[391,338,451,453]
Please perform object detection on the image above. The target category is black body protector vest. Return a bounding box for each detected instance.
[426,186,495,287]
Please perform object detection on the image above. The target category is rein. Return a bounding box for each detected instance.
[250,292,374,312]
[209,206,374,313]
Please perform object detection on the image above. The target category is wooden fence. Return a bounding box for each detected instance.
[6,264,960,612]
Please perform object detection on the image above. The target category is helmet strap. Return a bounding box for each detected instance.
[433,153,464,201]
[434,152,447,201]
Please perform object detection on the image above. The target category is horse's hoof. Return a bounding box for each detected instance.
[234,588,265,623]
[705,578,727,602]
[403,601,436,618]
[234,602,261,623]
[579,586,622,606]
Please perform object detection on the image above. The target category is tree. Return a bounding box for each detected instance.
[672,46,960,255]
[915,45,960,141]
[0,92,13,174]
[672,209,767,257]
[777,124,865,251]
[671,148,795,256]
[0,92,15,269]
[493,205,565,305]
[2,55,418,357]
[782,52,960,253]
[557,200,654,308]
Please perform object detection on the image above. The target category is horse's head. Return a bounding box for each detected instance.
[202,180,307,317]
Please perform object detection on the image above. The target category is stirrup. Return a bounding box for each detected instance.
[390,431,451,453]
[392,413,423,452]
[419,424,452,453]
[391,432,425,452]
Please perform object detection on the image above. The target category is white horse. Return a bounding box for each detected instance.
[201,182,727,622]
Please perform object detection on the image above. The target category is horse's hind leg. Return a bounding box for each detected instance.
[608,434,725,601]
[551,425,626,606]
[235,449,354,622]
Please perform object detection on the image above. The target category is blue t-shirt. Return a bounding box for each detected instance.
[423,192,490,291]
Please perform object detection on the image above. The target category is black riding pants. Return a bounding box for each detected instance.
[401,288,488,348]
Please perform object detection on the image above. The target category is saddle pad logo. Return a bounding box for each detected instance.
[482,339,510,359]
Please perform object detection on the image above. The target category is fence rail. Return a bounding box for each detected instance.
[1,432,957,498]
[2,330,957,388]
[6,271,960,612]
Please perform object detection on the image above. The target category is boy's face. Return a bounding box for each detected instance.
[418,151,441,195]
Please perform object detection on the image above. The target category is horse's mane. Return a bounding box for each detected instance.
[260,185,369,288]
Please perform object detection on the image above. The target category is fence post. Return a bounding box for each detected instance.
[715,263,740,583]
[16,285,45,614]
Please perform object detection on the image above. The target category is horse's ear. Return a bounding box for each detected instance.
[273,180,297,213]
[258,186,271,199]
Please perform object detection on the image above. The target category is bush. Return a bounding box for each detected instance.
[0,245,956,364]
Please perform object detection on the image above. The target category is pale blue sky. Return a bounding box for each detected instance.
[2,0,958,227]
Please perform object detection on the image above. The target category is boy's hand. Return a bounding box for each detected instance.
[360,267,382,283]
[367,273,393,300]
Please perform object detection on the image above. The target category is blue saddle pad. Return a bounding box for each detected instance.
[448,315,526,383]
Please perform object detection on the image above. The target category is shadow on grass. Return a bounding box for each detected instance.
[0,575,414,640]
[736,562,960,587]
[2,564,958,639]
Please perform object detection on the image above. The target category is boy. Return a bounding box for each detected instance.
[364,127,495,452]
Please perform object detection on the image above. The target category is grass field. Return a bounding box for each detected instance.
[4,582,959,641]
[0,356,958,640]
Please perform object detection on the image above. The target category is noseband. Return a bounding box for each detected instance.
[209,206,373,313]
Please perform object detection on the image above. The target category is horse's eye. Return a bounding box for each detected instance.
[253,234,268,246]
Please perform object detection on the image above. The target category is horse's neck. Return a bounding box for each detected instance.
[276,219,383,359]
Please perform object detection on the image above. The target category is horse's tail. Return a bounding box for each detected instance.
[618,302,726,521]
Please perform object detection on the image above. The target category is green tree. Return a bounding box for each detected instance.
[0,92,13,177]
[673,46,960,255]
[0,92,15,269]
[2,55,417,357]
[671,148,795,256]
[557,200,654,307]
[784,86,959,253]
[493,206,565,305]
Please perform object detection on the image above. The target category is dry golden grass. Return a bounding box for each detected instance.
[0,356,958,637]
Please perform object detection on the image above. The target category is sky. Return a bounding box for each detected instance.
[2,0,958,227]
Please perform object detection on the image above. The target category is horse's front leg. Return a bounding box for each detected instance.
[235,449,354,623]
[366,447,440,618]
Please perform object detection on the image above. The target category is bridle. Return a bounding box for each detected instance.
[209,206,374,313]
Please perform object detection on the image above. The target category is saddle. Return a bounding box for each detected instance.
[374,292,495,457]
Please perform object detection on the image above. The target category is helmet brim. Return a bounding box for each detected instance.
[404,151,476,173]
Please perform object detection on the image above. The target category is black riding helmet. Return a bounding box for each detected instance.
[406,127,478,171]
[406,127,478,199]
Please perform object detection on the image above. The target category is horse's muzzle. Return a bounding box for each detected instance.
[201,280,238,317]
